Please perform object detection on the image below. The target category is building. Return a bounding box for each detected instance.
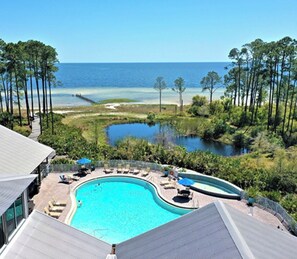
[1,125,297,258]
[0,125,55,196]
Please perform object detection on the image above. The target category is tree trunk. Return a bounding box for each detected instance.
[29,68,34,118]
[179,92,183,112]
[15,70,22,126]
[159,89,162,113]
[48,76,54,134]
[282,62,291,135]
[287,80,296,132]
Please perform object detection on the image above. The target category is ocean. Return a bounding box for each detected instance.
[40,62,230,107]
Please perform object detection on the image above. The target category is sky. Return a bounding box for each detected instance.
[1,0,296,63]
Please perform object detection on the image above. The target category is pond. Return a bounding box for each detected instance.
[106,123,247,156]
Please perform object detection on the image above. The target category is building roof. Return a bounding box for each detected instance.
[0,175,37,216]
[226,204,297,259]
[2,210,111,259]
[116,201,297,259]
[0,125,55,177]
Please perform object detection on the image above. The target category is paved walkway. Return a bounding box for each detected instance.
[28,115,40,141]
[33,167,287,232]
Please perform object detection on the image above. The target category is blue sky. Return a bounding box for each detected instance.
[1,0,296,62]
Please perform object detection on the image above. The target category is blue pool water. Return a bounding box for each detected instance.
[71,177,191,244]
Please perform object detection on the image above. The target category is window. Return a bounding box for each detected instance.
[15,196,24,225]
[4,195,25,240]
[5,204,16,238]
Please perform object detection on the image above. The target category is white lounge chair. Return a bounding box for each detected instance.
[141,167,150,177]
[163,183,176,189]
[123,164,130,174]
[44,207,61,219]
[48,201,64,212]
[104,164,113,174]
[52,198,67,207]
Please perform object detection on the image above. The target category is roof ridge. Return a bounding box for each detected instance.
[0,174,37,182]
[215,201,255,259]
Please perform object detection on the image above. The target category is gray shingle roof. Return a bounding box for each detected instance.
[0,125,55,177]
[2,210,111,259]
[116,202,243,259]
[116,201,297,259]
[226,205,297,259]
[0,175,36,216]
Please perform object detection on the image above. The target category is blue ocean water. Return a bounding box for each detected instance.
[33,62,230,107]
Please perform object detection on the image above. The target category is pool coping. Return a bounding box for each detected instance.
[65,174,196,225]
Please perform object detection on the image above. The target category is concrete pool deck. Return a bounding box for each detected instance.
[32,167,288,233]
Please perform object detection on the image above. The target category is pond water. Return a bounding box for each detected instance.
[106,123,247,156]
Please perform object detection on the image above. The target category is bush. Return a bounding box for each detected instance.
[209,100,224,115]
[51,157,75,164]
[192,95,207,107]
[147,112,156,124]
[233,133,246,148]
[189,105,209,117]
[202,128,214,139]
[213,120,228,138]
[261,191,282,202]
[280,194,297,218]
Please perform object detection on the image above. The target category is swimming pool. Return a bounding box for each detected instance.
[179,171,243,199]
[70,177,191,244]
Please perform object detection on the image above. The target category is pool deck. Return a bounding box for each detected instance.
[33,167,288,233]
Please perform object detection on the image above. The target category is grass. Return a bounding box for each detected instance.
[97,98,137,104]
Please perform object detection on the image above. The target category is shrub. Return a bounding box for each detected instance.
[192,95,207,107]
[233,133,246,148]
[51,157,75,164]
[209,100,224,115]
[213,120,228,138]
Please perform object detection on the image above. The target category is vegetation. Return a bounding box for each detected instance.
[172,77,186,112]
[224,37,297,139]
[0,39,59,134]
[97,98,136,104]
[154,76,167,112]
[2,35,297,221]
[201,71,222,103]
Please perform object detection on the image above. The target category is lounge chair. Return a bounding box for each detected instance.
[123,164,130,174]
[160,179,171,186]
[104,164,112,174]
[117,164,123,173]
[163,183,176,189]
[59,175,73,184]
[116,164,123,174]
[68,174,80,181]
[48,201,64,212]
[52,197,67,206]
[132,167,140,175]
[44,207,61,219]
[141,167,150,177]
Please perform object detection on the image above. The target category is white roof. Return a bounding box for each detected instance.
[0,125,55,177]
[2,210,111,259]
